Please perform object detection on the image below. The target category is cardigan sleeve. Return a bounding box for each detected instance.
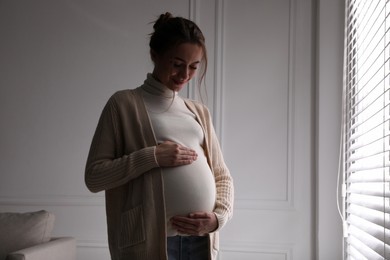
[209,122,234,231]
[184,99,234,231]
[85,95,159,193]
[200,106,234,231]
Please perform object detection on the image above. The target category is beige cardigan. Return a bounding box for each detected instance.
[85,87,234,260]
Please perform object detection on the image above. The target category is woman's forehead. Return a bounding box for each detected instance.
[165,43,203,63]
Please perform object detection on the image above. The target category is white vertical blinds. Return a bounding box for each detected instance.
[344,0,390,259]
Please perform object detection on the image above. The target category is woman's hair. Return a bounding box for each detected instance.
[149,12,208,90]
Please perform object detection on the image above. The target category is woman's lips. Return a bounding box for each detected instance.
[173,78,186,85]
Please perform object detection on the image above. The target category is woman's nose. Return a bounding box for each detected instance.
[178,67,189,80]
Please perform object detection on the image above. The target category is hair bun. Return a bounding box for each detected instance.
[153,12,173,31]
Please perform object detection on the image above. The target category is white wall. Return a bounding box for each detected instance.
[0,1,189,258]
[218,0,315,259]
[316,0,345,259]
[0,0,345,259]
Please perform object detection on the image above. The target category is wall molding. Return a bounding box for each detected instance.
[185,0,297,211]
[75,240,294,255]
[213,0,225,141]
[189,0,200,23]
[220,240,293,259]
[76,240,294,256]
[186,0,200,101]
[76,239,293,254]
[234,198,294,211]
[286,0,297,213]
[0,194,105,207]
[221,0,296,211]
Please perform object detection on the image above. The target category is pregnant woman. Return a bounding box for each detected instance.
[85,12,234,260]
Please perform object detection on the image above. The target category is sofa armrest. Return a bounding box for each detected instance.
[6,237,76,260]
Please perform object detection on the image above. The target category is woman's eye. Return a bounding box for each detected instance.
[172,63,197,70]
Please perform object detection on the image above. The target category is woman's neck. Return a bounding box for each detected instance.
[142,73,176,98]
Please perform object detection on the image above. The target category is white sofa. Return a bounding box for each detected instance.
[0,210,76,260]
[6,237,76,260]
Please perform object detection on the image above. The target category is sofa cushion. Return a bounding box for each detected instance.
[0,210,55,260]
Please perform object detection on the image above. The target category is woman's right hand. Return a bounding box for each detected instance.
[155,141,198,167]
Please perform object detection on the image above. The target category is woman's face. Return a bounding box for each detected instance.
[152,42,203,92]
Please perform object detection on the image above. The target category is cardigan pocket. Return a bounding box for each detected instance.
[119,205,146,249]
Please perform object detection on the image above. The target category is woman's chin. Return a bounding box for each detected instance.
[169,83,186,92]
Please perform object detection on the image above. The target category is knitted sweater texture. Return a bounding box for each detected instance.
[85,83,234,260]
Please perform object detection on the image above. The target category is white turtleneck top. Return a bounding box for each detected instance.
[140,74,216,236]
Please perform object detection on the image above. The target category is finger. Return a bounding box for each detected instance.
[166,141,195,154]
[171,216,211,236]
[176,150,197,160]
[171,216,199,229]
[171,219,196,229]
[171,220,200,235]
[173,152,198,165]
[189,212,209,218]
[177,147,198,157]
[156,145,197,167]
[161,141,197,158]
[171,215,196,224]
[171,158,196,166]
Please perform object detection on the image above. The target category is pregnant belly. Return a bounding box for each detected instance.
[162,156,216,236]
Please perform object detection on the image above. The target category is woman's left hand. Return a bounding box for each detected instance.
[170,212,218,236]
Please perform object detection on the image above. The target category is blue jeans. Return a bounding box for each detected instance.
[167,236,209,260]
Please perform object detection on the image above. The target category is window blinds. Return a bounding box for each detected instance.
[344,0,390,259]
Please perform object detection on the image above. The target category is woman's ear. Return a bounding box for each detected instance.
[150,50,158,63]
